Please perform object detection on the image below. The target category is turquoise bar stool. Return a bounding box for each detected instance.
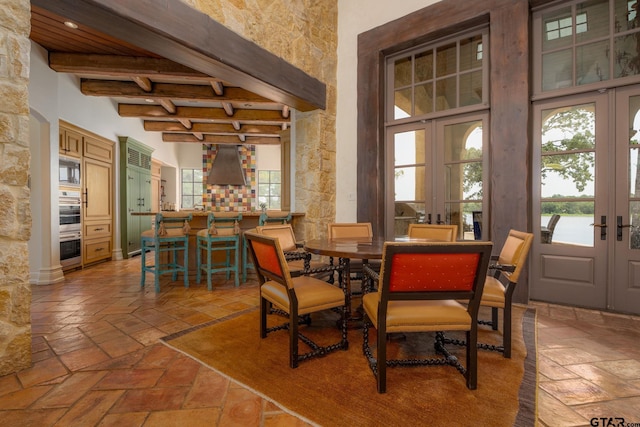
[242,210,292,283]
[196,212,242,289]
[140,212,193,293]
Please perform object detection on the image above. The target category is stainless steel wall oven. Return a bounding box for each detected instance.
[59,190,82,268]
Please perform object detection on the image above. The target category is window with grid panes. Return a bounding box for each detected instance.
[181,168,203,209]
[257,170,281,209]
[388,30,488,122]
[535,0,640,94]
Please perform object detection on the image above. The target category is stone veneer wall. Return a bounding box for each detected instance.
[185,0,338,240]
[0,0,32,375]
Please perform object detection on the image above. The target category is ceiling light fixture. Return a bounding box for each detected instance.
[145,98,154,103]
[64,21,78,29]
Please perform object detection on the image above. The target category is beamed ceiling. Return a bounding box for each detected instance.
[29,1,326,146]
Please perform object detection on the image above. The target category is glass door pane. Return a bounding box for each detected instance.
[440,118,485,240]
[539,103,596,246]
[393,129,428,237]
[626,96,640,249]
[612,85,640,314]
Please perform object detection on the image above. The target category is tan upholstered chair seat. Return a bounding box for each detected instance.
[196,227,237,237]
[480,276,506,308]
[363,293,471,333]
[141,228,187,239]
[262,276,346,315]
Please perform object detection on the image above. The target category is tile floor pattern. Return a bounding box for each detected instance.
[0,257,639,426]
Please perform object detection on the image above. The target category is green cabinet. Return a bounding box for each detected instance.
[119,137,154,258]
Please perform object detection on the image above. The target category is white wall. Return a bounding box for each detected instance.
[335,0,441,221]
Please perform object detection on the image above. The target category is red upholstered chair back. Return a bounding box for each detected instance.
[244,231,292,288]
[378,242,493,308]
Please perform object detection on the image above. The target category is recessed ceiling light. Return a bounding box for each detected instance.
[64,21,78,29]
[145,98,154,103]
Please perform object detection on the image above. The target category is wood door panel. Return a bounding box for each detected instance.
[84,157,112,221]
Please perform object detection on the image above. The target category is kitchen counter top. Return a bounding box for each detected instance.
[131,211,304,217]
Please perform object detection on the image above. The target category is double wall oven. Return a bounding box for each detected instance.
[59,189,81,268]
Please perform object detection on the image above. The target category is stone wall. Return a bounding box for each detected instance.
[0,0,32,375]
[186,0,338,240]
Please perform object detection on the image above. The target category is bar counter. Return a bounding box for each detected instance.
[131,211,304,273]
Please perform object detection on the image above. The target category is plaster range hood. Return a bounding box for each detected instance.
[206,145,246,186]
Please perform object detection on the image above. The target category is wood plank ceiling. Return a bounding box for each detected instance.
[30,4,292,145]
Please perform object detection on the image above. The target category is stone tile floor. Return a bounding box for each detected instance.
[0,256,639,426]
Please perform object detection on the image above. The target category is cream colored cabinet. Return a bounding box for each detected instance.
[59,121,114,267]
[83,157,112,222]
[59,127,82,158]
[82,142,113,266]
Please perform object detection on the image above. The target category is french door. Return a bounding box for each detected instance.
[531,87,640,314]
[384,112,489,240]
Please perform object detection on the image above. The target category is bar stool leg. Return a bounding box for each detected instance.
[183,239,189,288]
[140,241,146,288]
[234,238,240,287]
[154,241,161,293]
[207,240,213,291]
[196,237,202,284]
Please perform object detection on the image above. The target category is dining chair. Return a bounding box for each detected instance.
[140,212,193,293]
[327,222,373,240]
[244,231,349,368]
[407,223,458,241]
[479,229,533,358]
[362,241,493,393]
[242,211,292,283]
[255,224,336,280]
[540,214,561,243]
[196,211,242,289]
[327,222,377,283]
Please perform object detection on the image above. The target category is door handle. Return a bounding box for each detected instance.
[618,216,632,241]
[590,215,607,240]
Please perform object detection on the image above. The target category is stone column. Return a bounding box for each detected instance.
[187,0,339,241]
[0,0,32,375]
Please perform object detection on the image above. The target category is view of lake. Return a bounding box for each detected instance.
[542,215,594,246]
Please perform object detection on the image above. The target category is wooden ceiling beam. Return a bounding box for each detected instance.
[178,119,193,129]
[157,99,177,114]
[131,76,152,91]
[81,79,275,104]
[222,102,234,116]
[144,121,282,135]
[210,80,224,95]
[162,134,281,145]
[49,52,210,79]
[119,104,290,123]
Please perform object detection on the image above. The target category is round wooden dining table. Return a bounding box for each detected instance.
[303,238,386,324]
[303,237,386,260]
[303,237,439,324]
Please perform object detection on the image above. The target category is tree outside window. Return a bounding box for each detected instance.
[181,168,203,209]
[257,170,281,209]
